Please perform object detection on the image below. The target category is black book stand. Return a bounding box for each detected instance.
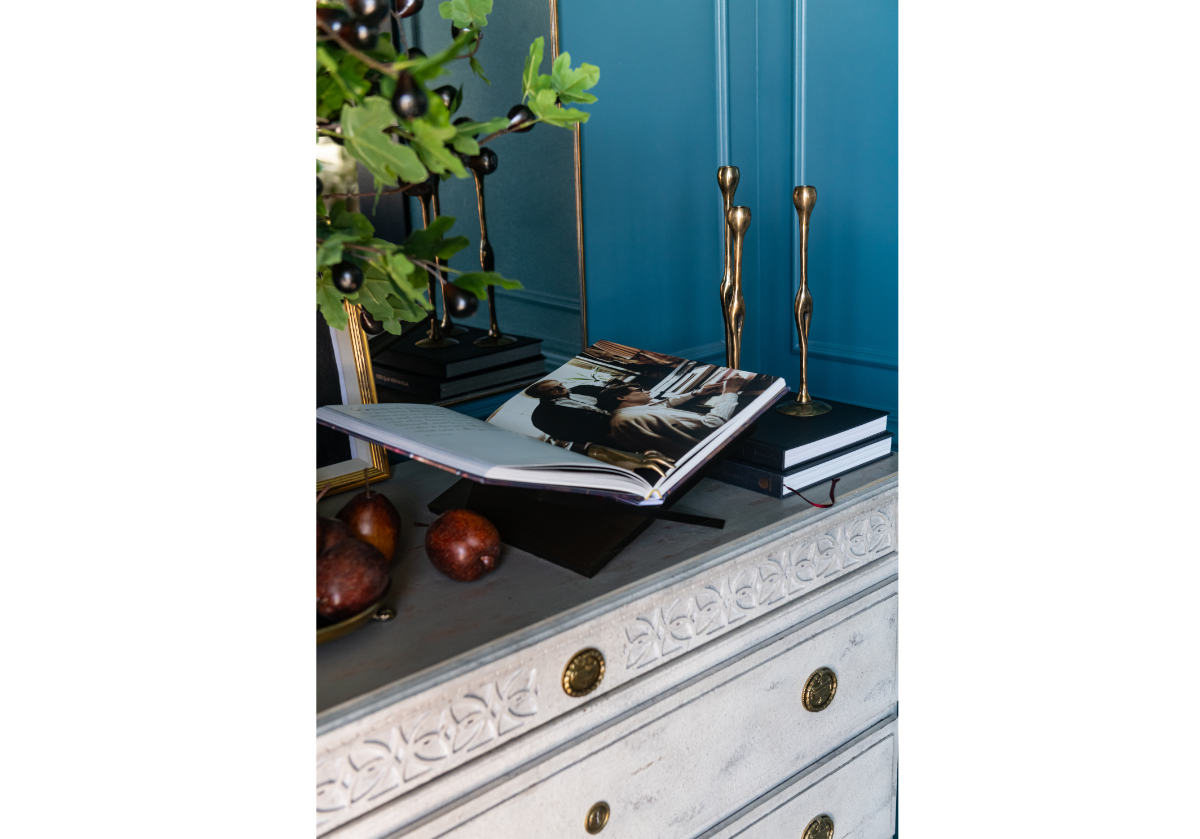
[428,478,724,578]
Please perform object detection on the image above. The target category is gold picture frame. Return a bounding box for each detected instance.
[317,301,390,495]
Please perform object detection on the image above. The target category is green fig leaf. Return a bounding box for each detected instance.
[341,97,428,185]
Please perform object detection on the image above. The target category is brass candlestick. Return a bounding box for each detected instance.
[725,205,750,370]
[428,178,468,337]
[411,177,457,349]
[777,185,831,417]
[470,148,515,347]
[717,166,743,368]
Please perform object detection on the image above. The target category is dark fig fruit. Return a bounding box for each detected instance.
[337,487,403,562]
[394,0,424,19]
[317,538,389,622]
[467,146,498,176]
[331,261,363,293]
[337,19,378,50]
[318,516,353,556]
[434,85,461,113]
[506,104,536,133]
[441,282,479,318]
[317,7,348,36]
[425,509,501,581]
[391,70,428,120]
[346,0,388,26]
[359,308,385,335]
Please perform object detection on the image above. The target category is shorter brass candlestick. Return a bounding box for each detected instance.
[411,178,457,349]
[725,204,750,370]
[469,148,515,347]
[717,165,742,368]
[777,185,831,417]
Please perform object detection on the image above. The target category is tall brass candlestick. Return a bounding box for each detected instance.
[717,166,742,368]
[777,185,831,417]
[725,205,750,370]
[469,148,515,347]
[412,177,456,349]
[428,178,468,337]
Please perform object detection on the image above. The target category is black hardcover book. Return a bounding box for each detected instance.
[723,394,889,470]
[367,320,543,379]
[374,356,547,400]
[708,432,894,498]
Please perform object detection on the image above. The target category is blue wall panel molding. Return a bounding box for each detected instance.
[500,288,581,315]
[562,0,896,428]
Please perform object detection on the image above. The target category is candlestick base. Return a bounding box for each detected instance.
[775,397,832,418]
[473,334,517,347]
[414,335,459,349]
[440,324,469,337]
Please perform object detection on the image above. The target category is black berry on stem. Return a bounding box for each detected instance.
[394,0,424,18]
[506,104,536,133]
[442,282,479,318]
[331,261,364,293]
[467,147,498,176]
[316,7,348,36]
[434,85,460,113]
[346,0,388,26]
[391,71,428,120]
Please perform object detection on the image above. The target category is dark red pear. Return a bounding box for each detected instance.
[337,487,403,562]
[318,516,353,556]
[318,538,389,622]
[425,509,501,581]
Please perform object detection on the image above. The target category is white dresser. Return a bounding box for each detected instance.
[317,455,898,838]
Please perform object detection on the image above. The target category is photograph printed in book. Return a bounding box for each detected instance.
[316,341,787,506]
[486,340,781,482]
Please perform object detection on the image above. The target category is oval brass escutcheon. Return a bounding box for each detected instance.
[802,813,834,839]
[802,667,838,712]
[563,648,606,697]
[585,800,610,834]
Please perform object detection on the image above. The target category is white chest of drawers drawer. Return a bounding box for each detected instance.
[317,455,898,838]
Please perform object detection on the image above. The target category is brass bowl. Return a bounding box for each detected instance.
[317,583,392,645]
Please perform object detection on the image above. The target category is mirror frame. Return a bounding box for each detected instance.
[317,301,391,495]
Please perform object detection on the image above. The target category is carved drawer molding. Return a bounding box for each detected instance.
[316,491,897,835]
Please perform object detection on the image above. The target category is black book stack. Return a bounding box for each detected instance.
[706,393,893,498]
[369,319,546,407]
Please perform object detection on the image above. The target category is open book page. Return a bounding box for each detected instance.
[486,340,787,492]
[316,403,645,491]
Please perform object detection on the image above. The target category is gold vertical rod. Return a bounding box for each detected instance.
[550,0,589,350]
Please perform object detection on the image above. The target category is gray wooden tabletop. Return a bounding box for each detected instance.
[317,454,898,727]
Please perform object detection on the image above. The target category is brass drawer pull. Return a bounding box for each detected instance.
[585,800,610,834]
[802,667,837,712]
[802,813,834,839]
[562,648,606,697]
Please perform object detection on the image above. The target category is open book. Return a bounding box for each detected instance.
[317,340,788,506]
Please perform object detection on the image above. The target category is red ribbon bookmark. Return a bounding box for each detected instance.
[782,477,839,508]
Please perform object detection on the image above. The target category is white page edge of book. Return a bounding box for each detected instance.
[781,415,889,470]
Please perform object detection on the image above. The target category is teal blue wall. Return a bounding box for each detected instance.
[561,0,898,435]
